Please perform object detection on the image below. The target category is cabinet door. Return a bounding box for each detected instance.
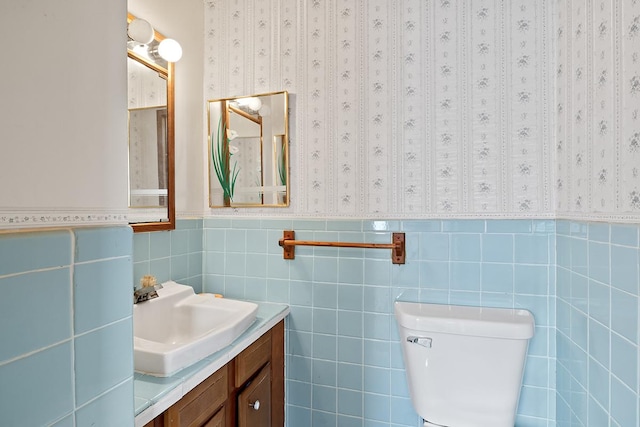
[144,417,164,427]
[202,408,225,427]
[165,365,228,427]
[237,363,271,427]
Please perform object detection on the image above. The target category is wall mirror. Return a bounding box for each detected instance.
[127,13,175,232]
[207,91,289,207]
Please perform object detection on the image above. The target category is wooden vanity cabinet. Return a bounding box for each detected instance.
[144,320,284,427]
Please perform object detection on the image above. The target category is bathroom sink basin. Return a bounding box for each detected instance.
[133,281,258,376]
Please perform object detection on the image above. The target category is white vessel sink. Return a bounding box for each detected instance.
[133,281,258,376]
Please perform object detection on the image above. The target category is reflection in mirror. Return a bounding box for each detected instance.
[128,60,167,208]
[127,13,175,232]
[207,91,289,207]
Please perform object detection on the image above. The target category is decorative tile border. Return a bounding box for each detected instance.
[204,210,558,220]
[0,210,129,229]
[4,209,637,229]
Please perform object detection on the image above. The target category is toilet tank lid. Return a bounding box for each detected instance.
[394,301,535,339]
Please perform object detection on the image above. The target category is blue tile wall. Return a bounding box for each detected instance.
[0,268,71,362]
[4,218,631,426]
[556,221,640,427]
[202,218,557,427]
[0,226,134,426]
[133,219,204,292]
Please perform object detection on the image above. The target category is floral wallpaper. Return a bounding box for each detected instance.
[204,0,554,218]
[556,0,640,221]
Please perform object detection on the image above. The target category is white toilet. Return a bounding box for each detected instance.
[394,301,534,427]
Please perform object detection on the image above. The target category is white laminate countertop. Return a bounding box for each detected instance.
[133,302,290,427]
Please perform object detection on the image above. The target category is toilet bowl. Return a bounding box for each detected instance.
[394,301,534,427]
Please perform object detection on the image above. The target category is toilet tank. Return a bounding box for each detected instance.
[394,302,534,427]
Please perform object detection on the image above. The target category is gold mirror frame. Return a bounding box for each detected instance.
[207,91,289,208]
[127,13,175,232]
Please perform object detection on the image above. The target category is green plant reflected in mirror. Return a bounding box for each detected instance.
[207,91,289,207]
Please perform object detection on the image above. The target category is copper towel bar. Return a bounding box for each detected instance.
[278,230,405,264]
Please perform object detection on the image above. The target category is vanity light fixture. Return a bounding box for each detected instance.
[234,97,263,112]
[127,17,183,63]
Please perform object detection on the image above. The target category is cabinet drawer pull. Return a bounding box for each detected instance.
[249,400,260,410]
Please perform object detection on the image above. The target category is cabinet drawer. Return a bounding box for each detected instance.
[166,365,228,427]
[235,331,271,387]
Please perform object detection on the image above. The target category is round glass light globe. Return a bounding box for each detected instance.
[247,97,262,111]
[157,39,183,62]
[128,19,154,45]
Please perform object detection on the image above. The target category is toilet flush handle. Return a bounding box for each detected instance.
[407,336,432,348]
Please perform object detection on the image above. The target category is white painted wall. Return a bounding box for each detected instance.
[0,0,128,227]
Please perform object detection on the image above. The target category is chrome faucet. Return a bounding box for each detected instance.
[133,284,163,304]
[134,275,163,304]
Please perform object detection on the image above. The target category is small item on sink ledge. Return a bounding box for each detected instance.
[198,293,223,298]
[141,275,157,288]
